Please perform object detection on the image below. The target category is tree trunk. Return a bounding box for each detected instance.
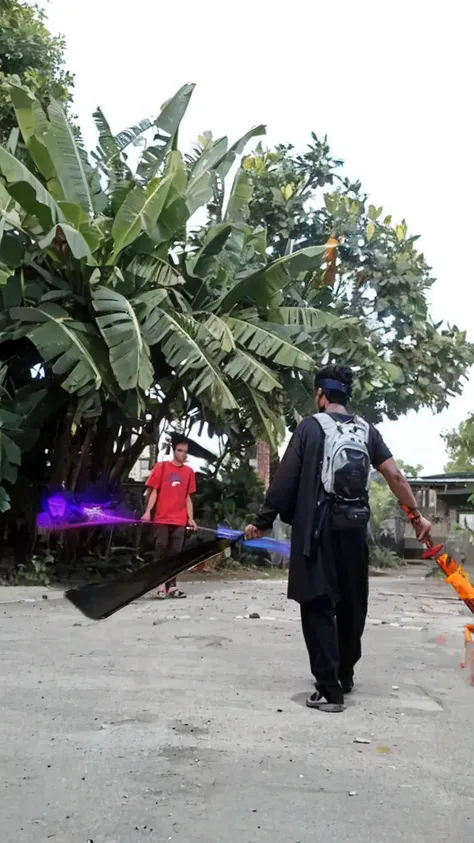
[114,427,153,483]
[49,402,76,487]
[70,422,97,491]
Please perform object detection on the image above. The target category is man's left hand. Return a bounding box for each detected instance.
[188,519,198,531]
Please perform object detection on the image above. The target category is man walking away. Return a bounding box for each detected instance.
[245,365,431,712]
[142,433,197,598]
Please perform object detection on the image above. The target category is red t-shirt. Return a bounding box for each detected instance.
[145,461,196,526]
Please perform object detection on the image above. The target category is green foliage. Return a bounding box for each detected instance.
[0,1,73,143]
[194,465,267,565]
[442,414,474,472]
[369,458,422,545]
[1,76,470,576]
[0,364,46,509]
[369,544,405,569]
[195,465,265,530]
[241,138,473,425]
[27,549,56,584]
[369,470,406,569]
[397,460,423,478]
[0,85,336,515]
[369,475,397,543]
[10,548,57,585]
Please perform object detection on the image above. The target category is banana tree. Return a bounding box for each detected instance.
[0,81,337,522]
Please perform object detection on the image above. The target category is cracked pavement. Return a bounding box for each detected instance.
[1,573,473,842]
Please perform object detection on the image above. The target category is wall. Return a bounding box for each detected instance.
[404,486,474,570]
[129,444,152,482]
[255,441,270,490]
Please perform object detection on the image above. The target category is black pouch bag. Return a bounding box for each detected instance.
[330,500,370,530]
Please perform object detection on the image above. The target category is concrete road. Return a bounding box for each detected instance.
[1,574,474,843]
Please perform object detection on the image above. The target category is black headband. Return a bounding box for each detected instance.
[317,378,349,395]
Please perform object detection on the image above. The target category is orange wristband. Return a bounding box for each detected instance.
[401,505,421,522]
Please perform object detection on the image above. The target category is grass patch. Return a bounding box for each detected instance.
[369,544,406,570]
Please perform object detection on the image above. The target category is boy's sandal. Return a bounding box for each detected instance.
[167,588,186,599]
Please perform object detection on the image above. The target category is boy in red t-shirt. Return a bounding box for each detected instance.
[142,433,197,598]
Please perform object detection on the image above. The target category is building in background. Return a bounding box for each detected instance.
[406,473,474,568]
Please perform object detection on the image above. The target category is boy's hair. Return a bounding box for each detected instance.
[314,364,354,405]
[170,432,189,451]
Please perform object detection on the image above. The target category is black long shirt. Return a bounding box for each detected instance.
[254,414,392,602]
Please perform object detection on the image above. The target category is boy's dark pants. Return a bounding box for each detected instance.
[155,524,186,590]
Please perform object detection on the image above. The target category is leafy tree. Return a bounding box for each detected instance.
[194,465,268,567]
[0,0,73,144]
[239,139,473,426]
[367,458,423,569]
[369,475,396,542]
[368,467,407,569]
[443,415,474,472]
[0,81,333,525]
[369,459,423,538]
[195,465,265,531]
[397,460,423,478]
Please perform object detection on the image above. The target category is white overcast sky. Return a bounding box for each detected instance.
[45,0,473,473]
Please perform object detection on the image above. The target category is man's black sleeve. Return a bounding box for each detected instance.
[369,425,392,469]
[254,425,305,531]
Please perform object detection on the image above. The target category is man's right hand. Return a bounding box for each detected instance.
[245,524,265,540]
[141,511,151,522]
[414,515,432,544]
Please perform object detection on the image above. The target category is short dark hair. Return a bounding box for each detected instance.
[170,433,189,451]
[314,364,353,405]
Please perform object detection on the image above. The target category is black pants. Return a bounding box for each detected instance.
[155,524,186,590]
[300,529,368,690]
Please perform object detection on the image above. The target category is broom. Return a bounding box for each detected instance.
[402,506,474,614]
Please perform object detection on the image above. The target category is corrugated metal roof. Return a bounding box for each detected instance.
[409,472,474,486]
[421,472,474,481]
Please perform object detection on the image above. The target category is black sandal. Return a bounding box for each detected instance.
[306,690,344,713]
[167,588,186,599]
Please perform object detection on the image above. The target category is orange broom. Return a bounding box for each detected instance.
[402,505,474,614]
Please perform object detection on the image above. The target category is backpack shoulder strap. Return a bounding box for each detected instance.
[353,415,370,444]
[314,413,370,444]
[313,413,338,434]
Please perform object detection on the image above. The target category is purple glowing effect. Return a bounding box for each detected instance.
[37,512,138,531]
[37,493,138,532]
[37,514,137,531]
[36,496,291,557]
[46,495,68,519]
[79,505,135,524]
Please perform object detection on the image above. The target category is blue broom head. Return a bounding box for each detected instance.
[243,536,291,555]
